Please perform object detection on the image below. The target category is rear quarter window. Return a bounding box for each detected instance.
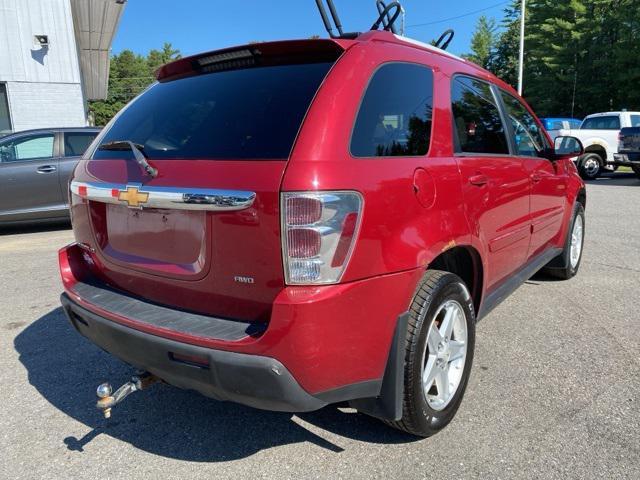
[92,62,334,160]
[65,132,98,156]
[351,63,434,157]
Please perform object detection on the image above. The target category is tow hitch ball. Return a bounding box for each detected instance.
[96,372,159,419]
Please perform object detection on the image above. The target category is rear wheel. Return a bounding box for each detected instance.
[577,153,602,180]
[385,270,475,437]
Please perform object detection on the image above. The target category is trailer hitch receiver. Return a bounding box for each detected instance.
[96,372,160,418]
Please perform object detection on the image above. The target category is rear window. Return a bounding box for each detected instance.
[630,115,640,127]
[92,62,334,160]
[581,115,620,130]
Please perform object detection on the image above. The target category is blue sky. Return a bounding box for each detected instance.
[112,0,511,58]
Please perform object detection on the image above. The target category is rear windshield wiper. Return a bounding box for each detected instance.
[98,140,158,178]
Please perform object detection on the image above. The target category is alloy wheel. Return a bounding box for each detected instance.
[570,214,584,268]
[422,299,468,411]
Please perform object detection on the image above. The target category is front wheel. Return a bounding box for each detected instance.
[385,270,476,437]
[577,153,602,180]
[544,203,585,280]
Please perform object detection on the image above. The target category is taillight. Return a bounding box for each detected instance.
[282,192,363,285]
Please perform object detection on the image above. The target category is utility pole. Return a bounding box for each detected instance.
[517,0,526,95]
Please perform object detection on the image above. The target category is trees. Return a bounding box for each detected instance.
[89,43,181,126]
[464,15,498,70]
[480,0,640,118]
[488,1,521,89]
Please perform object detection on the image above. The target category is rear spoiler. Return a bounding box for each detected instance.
[155,39,352,82]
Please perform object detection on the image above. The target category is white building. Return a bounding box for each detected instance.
[0,0,126,133]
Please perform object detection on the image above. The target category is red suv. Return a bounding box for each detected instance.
[59,30,586,437]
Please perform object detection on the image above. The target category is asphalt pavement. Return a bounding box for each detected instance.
[1,173,638,479]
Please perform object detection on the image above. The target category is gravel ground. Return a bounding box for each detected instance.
[1,173,638,480]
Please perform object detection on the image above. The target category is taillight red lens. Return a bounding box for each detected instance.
[287,228,321,258]
[286,196,322,225]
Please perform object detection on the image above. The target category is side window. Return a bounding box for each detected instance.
[0,83,11,133]
[64,132,98,157]
[351,63,433,157]
[630,115,640,128]
[451,76,509,155]
[0,134,55,162]
[500,92,549,157]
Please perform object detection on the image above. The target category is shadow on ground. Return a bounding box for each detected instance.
[585,172,639,187]
[0,220,70,237]
[15,308,417,461]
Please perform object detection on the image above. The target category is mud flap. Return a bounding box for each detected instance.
[349,312,408,421]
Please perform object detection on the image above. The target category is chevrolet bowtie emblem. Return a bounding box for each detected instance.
[117,186,149,208]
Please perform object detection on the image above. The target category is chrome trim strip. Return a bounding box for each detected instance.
[70,181,256,211]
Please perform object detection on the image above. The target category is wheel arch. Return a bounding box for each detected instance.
[427,246,484,315]
[582,143,608,162]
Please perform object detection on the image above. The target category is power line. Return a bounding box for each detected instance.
[406,1,510,28]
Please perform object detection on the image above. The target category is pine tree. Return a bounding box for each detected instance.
[486,0,640,117]
[89,43,181,126]
[463,15,498,69]
[488,1,521,89]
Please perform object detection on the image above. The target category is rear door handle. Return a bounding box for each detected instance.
[469,174,489,186]
[37,165,57,174]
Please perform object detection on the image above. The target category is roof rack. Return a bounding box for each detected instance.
[314,0,406,40]
[313,1,456,52]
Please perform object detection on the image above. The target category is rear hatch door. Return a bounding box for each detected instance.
[71,40,346,322]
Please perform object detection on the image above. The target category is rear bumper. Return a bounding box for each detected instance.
[59,243,422,411]
[613,153,640,166]
[61,293,327,412]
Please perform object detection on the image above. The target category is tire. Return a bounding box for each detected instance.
[544,203,585,280]
[385,270,476,437]
[577,153,602,180]
[632,166,640,180]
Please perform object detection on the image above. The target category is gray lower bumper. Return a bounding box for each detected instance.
[61,293,328,413]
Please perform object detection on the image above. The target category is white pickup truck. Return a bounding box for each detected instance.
[559,111,640,180]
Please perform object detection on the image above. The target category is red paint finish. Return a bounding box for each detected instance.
[60,31,585,397]
[60,243,422,393]
[72,159,288,322]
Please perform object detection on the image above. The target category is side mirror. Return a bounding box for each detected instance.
[552,136,584,159]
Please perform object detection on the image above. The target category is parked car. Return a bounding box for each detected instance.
[559,111,640,180]
[0,127,100,224]
[540,117,582,140]
[59,29,586,437]
[615,127,640,179]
